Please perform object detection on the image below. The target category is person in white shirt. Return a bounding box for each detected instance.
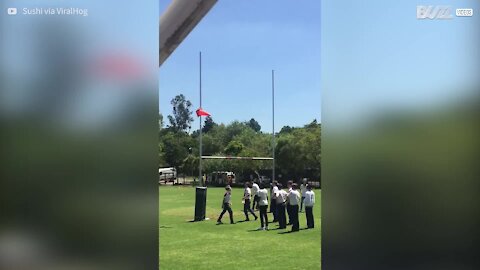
[251,180,260,211]
[270,181,279,222]
[286,180,293,225]
[217,185,234,224]
[304,185,315,229]
[287,183,301,232]
[243,182,258,221]
[256,183,269,230]
[300,179,308,212]
[275,183,288,229]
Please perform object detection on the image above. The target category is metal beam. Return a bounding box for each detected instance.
[202,156,274,160]
[272,70,275,182]
[159,0,218,66]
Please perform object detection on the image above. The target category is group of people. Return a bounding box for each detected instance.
[216,179,315,232]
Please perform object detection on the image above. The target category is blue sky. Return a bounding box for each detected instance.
[159,0,479,131]
[159,0,321,133]
[322,0,479,127]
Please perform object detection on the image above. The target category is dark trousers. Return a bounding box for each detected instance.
[271,199,278,221]
[291,205,299,231]
[305,206,314,228]
[276,202,287,229]
[300,196,305,211]
[286,204,292,224]
[259,205,269,228]
[218,203,234,224]
[243,199,257,220]
[252,195,259,209]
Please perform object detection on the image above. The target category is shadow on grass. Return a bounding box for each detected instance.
[247,228,265,232]
[236,220,257,223]
[277,228,312,234]
[187,218,212,223]
[268,227,286,231]
[278,230,298,234]
[159,226,173,229]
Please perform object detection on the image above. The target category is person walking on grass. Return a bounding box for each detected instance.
[300,179,307,212]
[286,180,293,225]
[217,185,234,224]
[287,183,301,232]
[270,181,279,222]
[243,182,258,221]
[304,185,315,229]
[275,183,288,229]
[257,183,269,230]
[252,180,260,211]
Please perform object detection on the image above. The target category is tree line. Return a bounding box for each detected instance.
[159,94,321,182]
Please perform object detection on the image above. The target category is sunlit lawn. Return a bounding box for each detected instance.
[159,186,321,270]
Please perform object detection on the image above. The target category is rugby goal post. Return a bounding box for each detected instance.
[193,155,272,222]
[201,156,273,160]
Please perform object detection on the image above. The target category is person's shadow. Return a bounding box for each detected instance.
[247,228,265,232]
[278,230,297,234]
[278,228,310,234]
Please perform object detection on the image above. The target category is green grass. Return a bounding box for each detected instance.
[159,186,321,270]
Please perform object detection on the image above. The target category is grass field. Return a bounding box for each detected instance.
[159,186,321,270]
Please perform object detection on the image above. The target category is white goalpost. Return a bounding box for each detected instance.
[194,53,275,222]
[201,156,273,160]
[197,52,276,186]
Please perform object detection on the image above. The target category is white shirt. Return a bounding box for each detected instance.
[223,191,231,204]
[257,189,269,206]
[243,187,251,200]
[252,183,259,196]
[286,187,292,204]
[287,190,301,205]
[275,189,288,204]
[304,190,315,207]
[300,184,307,197]
[272,186,279,199]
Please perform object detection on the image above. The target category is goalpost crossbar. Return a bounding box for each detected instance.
[201,156,273,160]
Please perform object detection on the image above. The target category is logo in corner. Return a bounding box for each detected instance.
[7,7,18,15]
[417,5,453,19]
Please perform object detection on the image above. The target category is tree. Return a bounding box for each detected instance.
[224,140,244,156]
[275,134,304,179]
[279,125,294,134]
[167,94,193,132]
[182,155,199,178]
[202,116,217,133]
[158,106,321,180]
[159,113,164,130]
[202,134,222,155]
[161,131,196,171]
[247,118,261,132]
[225,121,249,144]
[275,125,321,181]
[304,119,319,129]
[159,141,167,167]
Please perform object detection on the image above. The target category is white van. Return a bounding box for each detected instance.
[159,167,176,183]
